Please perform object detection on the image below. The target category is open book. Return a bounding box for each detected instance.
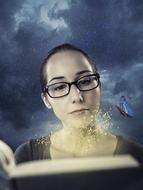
[0,140,143,190]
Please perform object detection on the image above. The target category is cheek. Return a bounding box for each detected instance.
[50,100,67,121]
[85,88,101,109]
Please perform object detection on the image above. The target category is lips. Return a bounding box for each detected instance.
[69,108,89,114]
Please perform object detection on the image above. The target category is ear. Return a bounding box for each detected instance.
[41,93,52,109]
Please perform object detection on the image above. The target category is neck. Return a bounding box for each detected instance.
[58,121,102,144]
[51,122,108,157]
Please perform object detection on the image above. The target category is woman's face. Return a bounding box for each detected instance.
[42,50,101,127]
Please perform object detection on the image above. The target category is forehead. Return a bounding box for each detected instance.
[45,50,94,82]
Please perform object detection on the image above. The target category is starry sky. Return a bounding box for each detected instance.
[0,0,143,150]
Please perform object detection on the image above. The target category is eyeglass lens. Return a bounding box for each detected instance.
[46,75,99,98]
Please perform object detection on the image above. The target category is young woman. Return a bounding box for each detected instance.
[15,44,143,164]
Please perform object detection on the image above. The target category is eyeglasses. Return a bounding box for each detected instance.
[43,73,100,98]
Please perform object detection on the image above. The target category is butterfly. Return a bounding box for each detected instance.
[116,96,134,118]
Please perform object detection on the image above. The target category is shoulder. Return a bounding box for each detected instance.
[116,135,143,150]
[115,135,143,165]
[15,135,51,164]
[14,141,31,164]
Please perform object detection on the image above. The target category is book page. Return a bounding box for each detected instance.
[0,140,15,173]
[9,155,138,177]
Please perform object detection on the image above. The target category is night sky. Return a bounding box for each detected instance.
[0,0,143,150]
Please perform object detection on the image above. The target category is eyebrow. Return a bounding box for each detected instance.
[75,70,92,76]
[48,70,92,83]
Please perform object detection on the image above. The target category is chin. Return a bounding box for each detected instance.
[67,115,95,129]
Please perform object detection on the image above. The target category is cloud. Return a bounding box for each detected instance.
[0,0,72,132]
[0,0,88,149]
[14,0,71,32]
[0,110,59,150]
[56,0,143,66]
[99,63,143,143]
[0,1,23,30]
[100,63,143,102]
[113,79,134,96]
[0,0,143,149]
[113,63,143,101]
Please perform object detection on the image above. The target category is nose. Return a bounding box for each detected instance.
[70,85,83,103]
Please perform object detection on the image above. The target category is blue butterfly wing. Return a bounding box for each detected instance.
[119,97,134,117]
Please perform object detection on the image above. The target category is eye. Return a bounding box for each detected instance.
[78,77,93,86]
[52,83,67,91]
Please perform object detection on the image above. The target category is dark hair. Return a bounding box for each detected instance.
[40,43,98,92]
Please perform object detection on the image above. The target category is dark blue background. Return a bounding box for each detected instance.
[0,0,143,150]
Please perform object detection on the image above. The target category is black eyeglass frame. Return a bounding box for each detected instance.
[43,73,100,98]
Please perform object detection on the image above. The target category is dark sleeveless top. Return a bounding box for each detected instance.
[15,135,143,165]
